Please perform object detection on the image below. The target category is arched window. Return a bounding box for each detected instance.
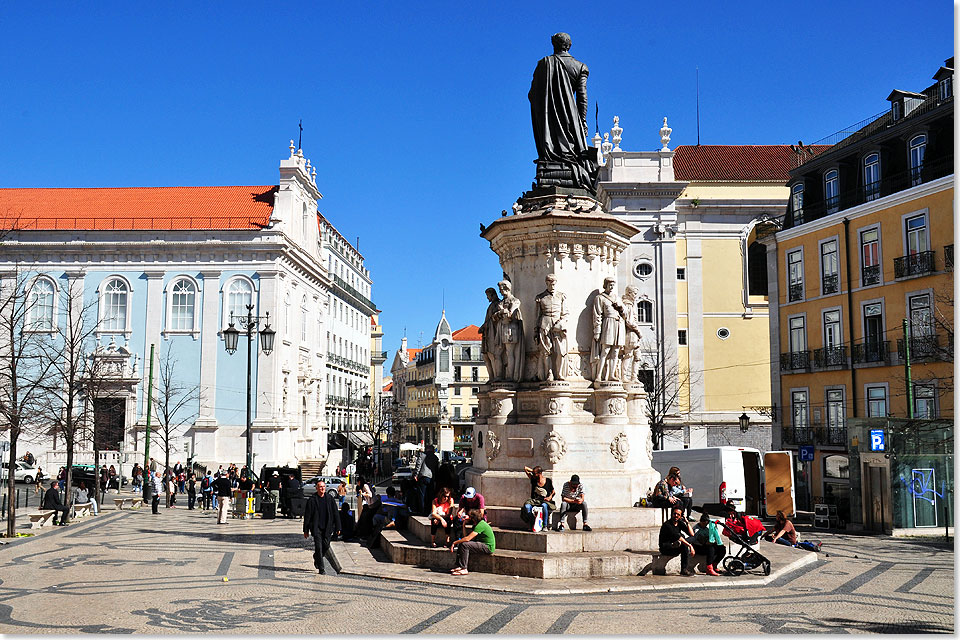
[638,300,653,323]
[863,153,880,200]
[909,135,926,186]
[169,278,196,331]
[226,278,253,322]
[100,277,129,332]
[824,169,839,212]
[28,278,55,331]
[747,240,769,296]
[300,295,308,342]
[791,183,804,223]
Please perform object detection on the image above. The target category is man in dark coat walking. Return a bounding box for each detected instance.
[303,480,341,574]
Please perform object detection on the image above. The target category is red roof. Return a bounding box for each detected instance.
[383,381,393,392]
[406,348,422,359]
[452,325,481,341]
[0,185,277,230]
[673,145,827,182]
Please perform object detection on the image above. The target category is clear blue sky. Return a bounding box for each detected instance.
[0,2,953,364]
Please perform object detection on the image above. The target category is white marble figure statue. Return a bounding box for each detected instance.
[496,280,525,382]
[619,285,642,384]
[591,276,624,381]
[479,287,504,381]
[534,274,569,381]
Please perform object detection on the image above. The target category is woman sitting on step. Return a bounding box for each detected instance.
[430,486,455,547]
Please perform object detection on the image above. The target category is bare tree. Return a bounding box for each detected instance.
[38,280,104,522]
[0,267,53,538]
[632,337,699,450]
[152,344,200,474]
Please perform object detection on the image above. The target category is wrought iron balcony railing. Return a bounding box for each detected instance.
[862,264,881,286]
[945,244,953,271]
[782,426,848,446]
[814,345,847,368]
[894,250,936,278]
[780,350,811,371]
[851,339,889,364]
[821,273,839,295]
[782,426,816,445]
[897,334,949,361]
[788,282,804,302]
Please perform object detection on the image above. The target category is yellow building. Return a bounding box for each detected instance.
[765,57,954,530]
[598,120,788,451]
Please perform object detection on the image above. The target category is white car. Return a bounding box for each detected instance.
[391,466,414,484]
[0,461,38,483]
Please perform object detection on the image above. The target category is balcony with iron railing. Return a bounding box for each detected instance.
[781,426,848,446]
[861,264,881,286]
[945,245,953,271]
[788,282,804,302]
[894,250,936,279]
[821,273,839,295]
[780,350,811,371]
[814,345,847,368]
[332,274,376,311]
[851,339,890,364]
[785,155,954,230]
[897,334,951,361]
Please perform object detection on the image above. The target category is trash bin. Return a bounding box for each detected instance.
[261,500,276,520]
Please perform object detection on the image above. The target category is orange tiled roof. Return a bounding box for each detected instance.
[383,381,393,392]
[406,348,422,359]
[452,325,481,341]
[673,145,827,182]
[0,185,277,230]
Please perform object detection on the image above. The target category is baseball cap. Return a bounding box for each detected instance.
[463,487,476,499]
[570,474,580,484]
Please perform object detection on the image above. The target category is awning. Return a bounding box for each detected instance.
[327,430,375,449]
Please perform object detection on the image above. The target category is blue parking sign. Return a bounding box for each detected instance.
[799,445,815,462]
[870,429,885,451]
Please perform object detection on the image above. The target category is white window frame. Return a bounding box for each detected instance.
[863,152,881,201]
[901,208,929,256]
[821,306,843,350]
[26,276,57,334]
[638,298,654,324]
[164,275,200,337]
[864,383,889,418]
[222,276,256,328]
[791,183,804,222]
[906,289,934,338]
[913,381,937,419]
[97,275,133,336]
[940,76,952,100]
[824,169,839,213]
[909,134,927,186]
[818,235,840,296]
[824,386,846,431]
[787,312,807,353]
[786,247,804,302]
[859,297,886,345]
[300,295,308,343]
[790,387,810,429]
[857,222,883,288]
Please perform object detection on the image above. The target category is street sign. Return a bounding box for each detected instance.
[799,445,815,462]
[870,429,885,452]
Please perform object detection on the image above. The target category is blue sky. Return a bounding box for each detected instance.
[0,2,953,362]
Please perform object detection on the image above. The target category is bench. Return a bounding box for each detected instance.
[29,511,57,529]
[114,498,126,509]
[113,497,144,510]
[73,504,92,518]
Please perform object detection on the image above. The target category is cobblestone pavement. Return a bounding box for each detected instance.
[0,504,953,634]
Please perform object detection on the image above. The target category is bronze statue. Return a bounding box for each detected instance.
[528,32,599,194]
[534,274,569,381]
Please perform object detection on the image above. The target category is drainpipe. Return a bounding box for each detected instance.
[842,219,858,418]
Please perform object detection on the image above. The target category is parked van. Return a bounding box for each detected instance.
[652,447,796,517]
[652,447,764,515]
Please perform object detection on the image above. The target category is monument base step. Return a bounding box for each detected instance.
[483,504,665,530]
[380,528,677,579]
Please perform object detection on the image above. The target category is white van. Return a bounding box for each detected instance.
[652,447,764,515]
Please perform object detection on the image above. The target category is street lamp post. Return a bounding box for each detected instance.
[222,304,276,475]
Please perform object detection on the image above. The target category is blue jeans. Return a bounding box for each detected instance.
[522,502,550,528]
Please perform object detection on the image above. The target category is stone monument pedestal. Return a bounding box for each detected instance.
[466,191,660,513]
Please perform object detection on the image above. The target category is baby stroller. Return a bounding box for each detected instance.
[720,522,771,576]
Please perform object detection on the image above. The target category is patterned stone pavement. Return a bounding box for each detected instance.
[0,505,953,634]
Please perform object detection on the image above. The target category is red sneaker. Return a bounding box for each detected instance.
[706,564,721,576]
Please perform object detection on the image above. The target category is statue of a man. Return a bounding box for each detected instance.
[496,280,525,382]
[528,32,599,193]
[592,276,624,382]
[620,285,642,384]
[534,274,568,381]
[479,287,503,381]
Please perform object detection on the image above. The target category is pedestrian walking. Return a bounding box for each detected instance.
[187,473,197,510]
[201,471,213,510]
[213,472,232,524]
[303,480,341,574]
[151,471,163,514]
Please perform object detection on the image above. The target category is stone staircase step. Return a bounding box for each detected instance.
[298,460,324,478]
[484,504,665,530]
[379,528,659,579]
[407,515,659,553]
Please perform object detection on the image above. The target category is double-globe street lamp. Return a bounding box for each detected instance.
[223,304,276,474]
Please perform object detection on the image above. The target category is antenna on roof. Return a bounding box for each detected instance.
[356,236,360,250]
[595,101,599,136]
[298,119,303,151]
[696,67,701,146]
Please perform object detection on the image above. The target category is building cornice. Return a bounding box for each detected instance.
[774,175,954,242]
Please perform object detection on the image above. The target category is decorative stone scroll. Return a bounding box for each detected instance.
[540,430,567,464]
[610,432,630,463]
[486,430,501,462]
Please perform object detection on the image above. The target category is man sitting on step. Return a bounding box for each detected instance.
[554,474,591,532]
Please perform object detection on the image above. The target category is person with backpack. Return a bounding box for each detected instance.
[201,471,214,510]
